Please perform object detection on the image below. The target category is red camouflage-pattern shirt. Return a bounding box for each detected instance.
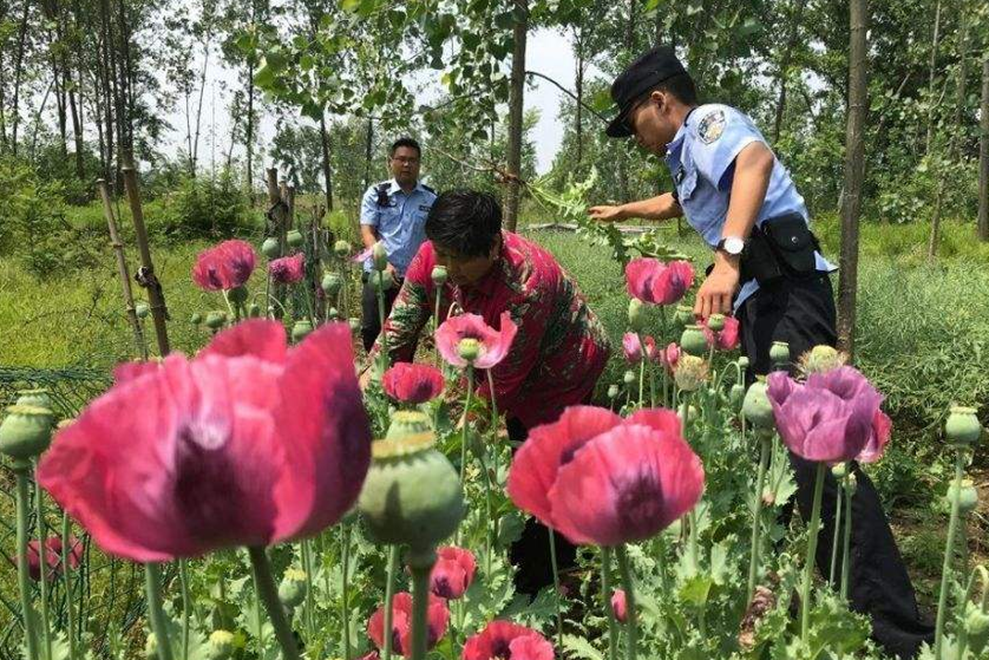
[372,231,612,428]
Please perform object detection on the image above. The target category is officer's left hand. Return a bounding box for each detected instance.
[694,259,740,318]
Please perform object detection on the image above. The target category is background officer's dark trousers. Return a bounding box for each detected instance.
[361,274,401,352]
[738,273,934,659]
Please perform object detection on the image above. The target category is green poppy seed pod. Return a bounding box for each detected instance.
[357,411,465,549]
[844,473,858,496]
[144,633,158,660]
[277,568,307,608]
[135,302,150,319]
[334,240,351,259]
[321,272,343,298]
[226,286,248,306]
[680,324,708,357]
[608,384,620,399]
[673,354,708,392]
[431,265,448,287]
[348,317,361,334]
[206,630,235,660]
[673,305,693,328]
[738,356,750,370]
[261,237,281,259]
[707,313,725,332]
[190,312,203,325]
[371,270,394,292]
[770,341,790,370]
[628,298,646,332]
[16,388,51,409]
[291,319,313,343]
[742,380,775,430]
[945,406,982,448]
[0,405,54,461]
[372,242,388,271]
[963,603,989,639]
[831,463,849,480]
[800,345,845,375]
[729,383,746,412]
[205,311,227,330]
[327,307,339,321]
[458,338,480,363]
[248,303,261,318]
[286,229,304,249]
[947,479,979,514]
[623,370,636,386]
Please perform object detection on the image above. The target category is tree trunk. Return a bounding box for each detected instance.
[978,57,989,242]
[772,0,807,143]
[655,2,664,44]
[245,60,256,197]
[924,0,942,155]
[11,0,31,157]
[191,32,212,175]
[574,43,584,175]
[836,0,868,357]
[363,118,373,190]
[319,113,333,211]
[503,0,528,233]
[624,0,636,50]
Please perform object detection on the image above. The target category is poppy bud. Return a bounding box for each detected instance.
[321,272,343,298]
[226,286,248,306]
[628,298,646,332]
[680,325,707,357]
[261,237,281,259]
[947,479,979,514]
[205,311,227,330]
[291,319,313,343]
[674,355,708,392]
[844,473,858,496]
[16,389,51,409]
[729,383,745,412]
[135,302,150,319]
[673,305,693,328]
[286,230,304,249]
[742,380,775,429]
[945,406,982,448]
[0,405,54,461]
[623,370,636,386]
[371,270,394,292]
[769,341,790,370]
[458,338,480,363]
[278,568,307,608]
[707,313,725,332]
[334,240,351,259]
[431,266,448,287]
[206,630,235,660]
[372,242,388,271]
[608,384,620,399]
[190,312,203,325]
[831,463,849,480]
[327,307,339,321]
[738,356,750,370]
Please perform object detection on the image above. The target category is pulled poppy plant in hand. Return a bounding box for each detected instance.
[435,311,517,369]
[767,366,887,465]
[192,240,256,291]
[367,591,449,658]
[702,315,740,351]
[625,258,694,306]
[507,406,704,546]
[622,333,656,364]
[430,546,476,600]
[37,320,371,562]
[269,253,306,284]
[383,363,445,404]
[462,620,554,660]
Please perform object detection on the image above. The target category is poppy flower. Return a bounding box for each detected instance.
[269,253,306,284]
[37,320,371,562]
[430,546,476,600]
[611,589,627,623]
[462,620,554,660]
[507,406,704,546]
[766,366,885,465]
[435,312,517,369]
[383,363,445,404]
[625,258,694,306]
[657,342,680,372]
[192,240,256,291]
[701,315,740,351]
[367,592,449,657]
[622,333,656,364]
[25,536,82,581]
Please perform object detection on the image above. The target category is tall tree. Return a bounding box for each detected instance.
[977,56,988,242]
[503,0,529,233]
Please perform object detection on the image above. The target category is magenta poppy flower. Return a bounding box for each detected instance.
[857,410,892,464]
[367,592,449,657]
[24,536,81,581]
[430,546,476,600]
[611,589,627,623]
[766,366,885,465]
[383,363,445,404]
[625,258,694,306]
[657,342,681,372]
[622,333,656,364]
[192,240,256,291]
[269,253,306,284]
[507,406,704,546]
[462,620,554,660]
[435,311,518,369]
[701,316,740,351]
[37,320,371,562]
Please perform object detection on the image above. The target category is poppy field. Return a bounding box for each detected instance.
[0,222,987,660]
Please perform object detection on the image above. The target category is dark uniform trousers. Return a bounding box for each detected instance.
[360,273,402,353]
[739,273,934,660]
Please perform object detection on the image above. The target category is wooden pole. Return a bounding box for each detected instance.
[97,179,148,360]
[977,57,989,242]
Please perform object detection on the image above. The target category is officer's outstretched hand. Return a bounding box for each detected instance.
[694,259,740,318]
[588,205,625,223]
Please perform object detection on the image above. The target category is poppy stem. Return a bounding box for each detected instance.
[382,545,400,660]
[247,546,301,660]
[301,540,316,642]
[548,531,563,649]
[829,472,845,585]
[14,463,40,660]
[840,475,854,601]
[615,545,637,660]
[433,290,442,369]
[459,367,474,486]
[339,523,352,660]
[486,369,502,554]
[800,463,826,645]
[376,274,390,377]
[178,559,191,660]
[144,563,175,660]
[747,430,771,601]
[934,450,967,658]
[601,547,619,660]
[408,547,436,660]
[33,465,52,660]
[61,513,77,660]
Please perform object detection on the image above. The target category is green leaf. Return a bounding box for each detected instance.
[562,634,604,660]
[678,573,713,607]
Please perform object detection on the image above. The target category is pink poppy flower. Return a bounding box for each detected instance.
[435,312,518,369]
[622,333,656,364]
[430,546,476,600]
[657,342,680,372]
[611,589,627,623]
[367,592,449,657]
[37,320,371,562]
[766,366,885,465]
[857,410,892,464]
[507,406,704,546]
[25,536,82,581]
[462,620,554,660]
[383,363,445,404]
[192,240,256,291]
[625,258,694,306]
[269,253,306,284]
[701,316,740,351]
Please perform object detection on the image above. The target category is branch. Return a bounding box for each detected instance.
[431,145,522,184]
[524,70,609,124]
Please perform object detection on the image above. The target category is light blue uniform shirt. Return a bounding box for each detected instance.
[360,179,437,276]
[664,103,835,310]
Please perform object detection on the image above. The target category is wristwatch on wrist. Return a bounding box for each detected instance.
[716,236,745,258]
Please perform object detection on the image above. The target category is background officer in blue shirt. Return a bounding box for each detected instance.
[590,46,933,659]
[359,137,436,351]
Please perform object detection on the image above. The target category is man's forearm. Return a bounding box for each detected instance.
[360,225,378,249]
[619,193,683,221]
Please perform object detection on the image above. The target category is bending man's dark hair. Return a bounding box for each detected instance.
[425,189,502,257]
[650,73,698,106]
[390,137,422,157]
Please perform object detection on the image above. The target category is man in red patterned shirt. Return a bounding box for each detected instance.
[368,189,611,593]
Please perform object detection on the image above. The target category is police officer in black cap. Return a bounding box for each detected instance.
[590,46,933,658]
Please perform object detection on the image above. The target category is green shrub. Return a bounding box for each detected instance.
[157,170,257,240]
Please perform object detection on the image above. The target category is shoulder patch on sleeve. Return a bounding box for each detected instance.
[697,109,727,145]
